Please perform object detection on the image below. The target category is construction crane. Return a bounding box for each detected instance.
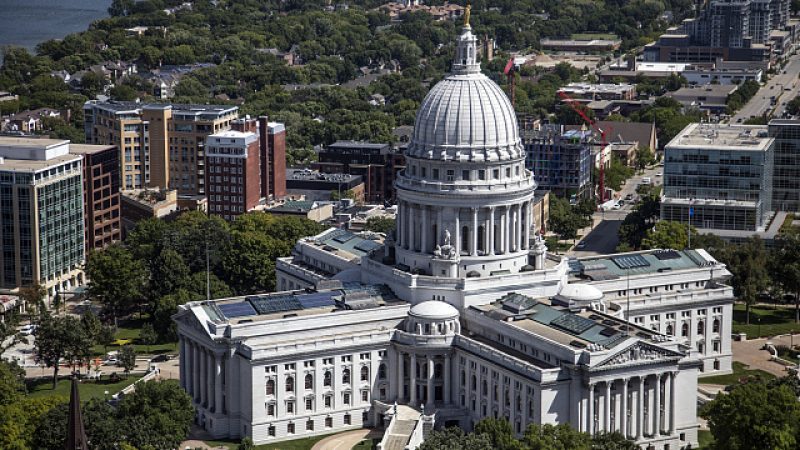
[557,90,611,203]
[503,57,516,107]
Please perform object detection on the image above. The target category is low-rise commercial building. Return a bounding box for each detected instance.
[665,85,739,114]
[558,83,636,101]
[267,200,335,222]
[120,188,178,233]
[286,169,365,203]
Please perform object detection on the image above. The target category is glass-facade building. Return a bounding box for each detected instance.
[662,123,774,234]
[768,120,800,211]
[522,125,592,198]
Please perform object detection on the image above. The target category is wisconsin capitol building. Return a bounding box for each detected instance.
[174,19,734,450]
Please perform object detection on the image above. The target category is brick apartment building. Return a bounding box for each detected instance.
[69,144,121,252]
[313,141,404,203]
[205,130,261,220]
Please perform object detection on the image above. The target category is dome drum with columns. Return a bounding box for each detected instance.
[393,19,538,278]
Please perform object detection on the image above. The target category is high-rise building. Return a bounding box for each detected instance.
[83,101,239,196]
[69,144,121,252]
[205,130,261,220]
[0,138,85,297]
[255,117,287,201]
[661,123,774,238]
[768,119,800,211]
[522,124,593,198]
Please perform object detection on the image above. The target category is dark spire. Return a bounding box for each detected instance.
[65,376,89,450]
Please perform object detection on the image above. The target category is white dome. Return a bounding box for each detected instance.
[405,25,522,163]
[409,301,459,320]
[557,284,604,302]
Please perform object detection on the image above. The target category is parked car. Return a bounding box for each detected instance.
[576,241,587,250]
[19,324,37,336]
[103,357,119,366]
[151,354,172,363]
[656,172,663,177]
[641,177,652,185]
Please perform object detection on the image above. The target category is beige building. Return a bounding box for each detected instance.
[83,101,239,196]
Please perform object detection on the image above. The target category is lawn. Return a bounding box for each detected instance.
[699,361,775,386]
[731,303,800,338]
[698,429,714,449]
[90,317,178,357]
[26,373,144,400]
[204,433,336,450]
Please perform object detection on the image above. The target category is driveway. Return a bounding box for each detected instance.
[310,429,381,450]
[731,337,790,377]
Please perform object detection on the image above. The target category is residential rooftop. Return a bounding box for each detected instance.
[68,143,117,155]
[84,100,238,115]
[666,123,773,152]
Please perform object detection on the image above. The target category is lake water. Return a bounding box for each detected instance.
[0,0,111,62]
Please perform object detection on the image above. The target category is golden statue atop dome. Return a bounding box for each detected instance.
[463,3,471,27]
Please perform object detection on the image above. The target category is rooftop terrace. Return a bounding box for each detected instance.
[667,123,773,152]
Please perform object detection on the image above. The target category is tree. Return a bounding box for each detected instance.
[474,418,523,450]
[116,380,194,449]
[0,396,65,450]
[701,381,800,450]
[0,360,24,405]
[119,344,136,377]
[523,423,591,450]
[420,426,492,449]
[773,232,800,323]
[110,84,138,101]
[591,432,639,450]
[35,315,90,388]
[549,196,586,242]
[238,437,256,450]
[139,323,157,353]
[641,220,694,250]
[81,310,102,342]
[98,325,117,354]
[149,248,191,301]
[634,147,655,172]
[727,237,770,325]
[18,282,46,321]
[85,245,147,325]
[365,216,396,234]
[0,310,24,355]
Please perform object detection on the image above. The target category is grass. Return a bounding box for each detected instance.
[731,303,800,338]
[203,433,337,450]
[352,438,378,450]
[700,361,775,386]
[25,373,144,400]
[698,429,714,449]
[90,317,178,357]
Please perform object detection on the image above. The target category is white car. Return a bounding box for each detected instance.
[103,357,119,366]
[19,324,37,336]
[656,172,663,177]
[641,177,652,185]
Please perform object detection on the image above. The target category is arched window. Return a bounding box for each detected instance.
[324,371,332,387]
[266,379,275,395]
[681,322,689,337]
[713,319,720,333]
[378,364,387,380]
[360,366,369,382]
[666,324,674,335]
[434,363,443,379]
[471,374,477,390]
[342,368,351,384]
[305,374,313,390]
[697,320,705,335]
[285,376,294,392]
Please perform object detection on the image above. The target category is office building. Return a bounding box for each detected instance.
[768,119,800,211]
[522,124,592,198]
[314,141,395,203]
[205,130,261,220]
[176,23,735,449]
[286,169,365,202]
[69,144,121,252]
[661,123,774,238]
[82,101,239,196]
[665,85,740,114]
[557,83,636,101]
[120,189,178,233]
[0,138,85,297]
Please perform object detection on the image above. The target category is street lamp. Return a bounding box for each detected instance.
[758,317,762,338]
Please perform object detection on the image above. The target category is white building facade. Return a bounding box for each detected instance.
[175,21,733,450]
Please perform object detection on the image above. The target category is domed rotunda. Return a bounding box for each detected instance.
[393,17,537,278]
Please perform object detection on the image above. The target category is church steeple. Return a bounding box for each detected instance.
[66,376,89,450]
[452,4,480,75]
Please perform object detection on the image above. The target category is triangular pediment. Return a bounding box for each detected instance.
[591,341,683,371]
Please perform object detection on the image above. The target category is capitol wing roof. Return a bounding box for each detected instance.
[589,340,685,372]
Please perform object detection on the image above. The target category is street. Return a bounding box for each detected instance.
[568,165,663,257]
[732,53,800,122]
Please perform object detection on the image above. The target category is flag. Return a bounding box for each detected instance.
[689,207,694,217]
[503,58,515,75]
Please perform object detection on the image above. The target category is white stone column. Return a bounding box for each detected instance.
[406,202,413,250]
[604,381,612,432]
[193,343,201,402]
[523,202,530,250]
[454,208,460,256]
[214,353,223,413]
[207,349,214,409]
[637,377,644,440]
[397,201,403,247]
[179,336,186,390]
[515,204,522,251]
[488,207,495,255]
[427,357,434,409]
[504,206,511,254]
[397,351,404,402]
[588,383,595,435]
[499,207,507,254]
[410,353,417,405]
[444,355,452,405]
[199,348,207,407]
[621,378,628,437]
[421,206,428,253]
[471,208,478,256]
[654,374,662,435]
[669,372,676,435]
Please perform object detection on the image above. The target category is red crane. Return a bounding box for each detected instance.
[503,58,516,107]
[557,90,611,203]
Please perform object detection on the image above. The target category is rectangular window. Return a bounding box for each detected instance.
[446,169,454,181]
[462,170,470,180]
[343,393,351,405]
[478,170,486,180]
[306,398,313,410]
[493,169,500,179]
[432,168,439,179]
[287,401,294,414]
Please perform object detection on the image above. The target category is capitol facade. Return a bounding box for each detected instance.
[174,20,734,450]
